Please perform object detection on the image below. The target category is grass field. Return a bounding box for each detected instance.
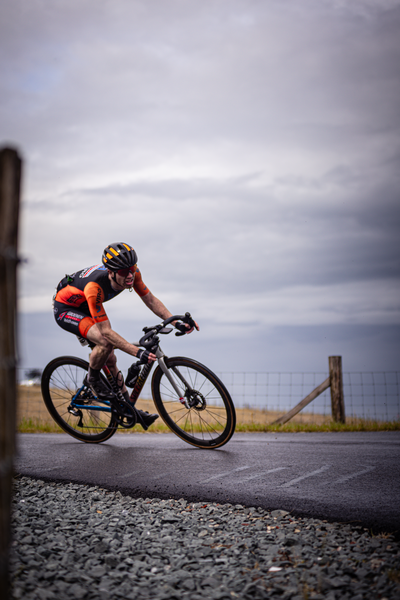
[17,385,400,433]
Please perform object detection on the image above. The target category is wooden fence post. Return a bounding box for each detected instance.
[329,356,345,423]
[0,147,22,598]
[272,377,330,425]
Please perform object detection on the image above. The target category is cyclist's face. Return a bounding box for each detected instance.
[115,265,137,288]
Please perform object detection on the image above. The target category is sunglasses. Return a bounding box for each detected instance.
[117,265,137,277]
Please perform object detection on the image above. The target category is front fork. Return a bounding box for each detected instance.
[155,347,192,406]
[125,346,192,407]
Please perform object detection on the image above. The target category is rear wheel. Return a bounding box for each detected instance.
[41,356,117,443]
[151,357,236,449]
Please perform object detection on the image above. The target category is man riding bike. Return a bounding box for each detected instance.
[53,242,199,429]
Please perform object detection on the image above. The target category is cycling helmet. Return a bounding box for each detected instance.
[102,243,138,271]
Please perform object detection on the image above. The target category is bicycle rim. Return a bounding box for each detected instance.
[152,357,236,449]
[41,356,117,443]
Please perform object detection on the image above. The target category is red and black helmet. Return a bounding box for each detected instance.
[102,243,138,272]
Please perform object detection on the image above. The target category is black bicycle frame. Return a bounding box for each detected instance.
[129,361,154,403]
[69,362,135,414]
[71,361,155,415]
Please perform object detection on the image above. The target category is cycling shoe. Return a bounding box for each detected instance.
[135,409,159,431]
[83,375,115,401]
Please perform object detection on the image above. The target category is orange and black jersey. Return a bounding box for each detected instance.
[54,264,149,323]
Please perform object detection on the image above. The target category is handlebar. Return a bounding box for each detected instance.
[162,312,196,330]
[138,312,196,348]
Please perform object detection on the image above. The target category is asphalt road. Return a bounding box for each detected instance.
[15,431,400,537]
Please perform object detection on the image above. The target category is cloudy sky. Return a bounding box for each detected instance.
[1,0,399,376]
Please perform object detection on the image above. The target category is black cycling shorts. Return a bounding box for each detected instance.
[53,300,96,340]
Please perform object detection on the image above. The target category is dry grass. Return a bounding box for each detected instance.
[16,385,167,433]
[18,385,55,430]
[17,385,400,433]
[234,406,329,426]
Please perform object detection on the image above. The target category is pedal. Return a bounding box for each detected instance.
[67,406,84,427]
[68,405,81,417]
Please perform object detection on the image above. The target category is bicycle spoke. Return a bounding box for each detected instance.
[42,357,116,442]
[153,358,235,449]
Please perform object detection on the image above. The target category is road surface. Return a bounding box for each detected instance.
[15,431,400,536]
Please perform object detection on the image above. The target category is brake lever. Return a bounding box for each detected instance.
[184,311,196,329]
[175,322,187,337]
[175,312,196,336]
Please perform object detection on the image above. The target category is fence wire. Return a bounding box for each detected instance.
[216,371,400,421]
[17,369,400,425]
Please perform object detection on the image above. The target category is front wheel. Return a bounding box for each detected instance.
[41,356,117,443]
[151,357,236,449]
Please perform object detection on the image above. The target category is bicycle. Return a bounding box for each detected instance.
[41,313,236,449]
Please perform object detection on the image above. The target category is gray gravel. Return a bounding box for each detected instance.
[9,476,400,600]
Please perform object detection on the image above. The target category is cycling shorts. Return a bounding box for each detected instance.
[53,300,95,339]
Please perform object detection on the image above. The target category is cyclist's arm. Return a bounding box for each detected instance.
[85,281,156,360]
[141,292,199,333]
[94,320,147,358]
[141,291,173,320]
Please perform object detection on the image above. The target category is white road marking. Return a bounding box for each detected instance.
[280,465,331,488]
[199,466,251,483]
[149,471,177,481]
[117,470,175,480]
[322,466,376,486]
[235,467,288,483]
[37,466,63,472]
[116,470,141,479]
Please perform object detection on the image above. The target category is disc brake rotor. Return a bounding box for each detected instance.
[185,390,207,411]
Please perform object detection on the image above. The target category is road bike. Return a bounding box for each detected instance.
[41,313,236,449]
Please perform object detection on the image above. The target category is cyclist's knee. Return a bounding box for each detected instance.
[92,336,113,354]
[105,350,117,369]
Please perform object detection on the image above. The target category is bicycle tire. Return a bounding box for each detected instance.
[41,356,117,443]
[151,357,236,449]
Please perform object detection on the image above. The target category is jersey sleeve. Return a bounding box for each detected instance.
[133,268,150,297]
[84,281,109,322]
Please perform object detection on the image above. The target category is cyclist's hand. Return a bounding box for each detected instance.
[184,320,199,334]
[136,349,157,363]
[175,321,199,335]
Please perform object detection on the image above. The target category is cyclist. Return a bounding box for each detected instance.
[53,242,199,429]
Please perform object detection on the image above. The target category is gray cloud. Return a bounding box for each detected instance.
[2,0,399,371]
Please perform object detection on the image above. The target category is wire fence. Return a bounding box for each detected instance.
[217,371,400,422]
[17,369,400,426]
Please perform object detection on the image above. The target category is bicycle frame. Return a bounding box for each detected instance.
[70,363,117,414]
[129,346,187,404]
[69,346,179,416]
[42,312,236,447]
[70,314,198,417]
[129,359,155,403]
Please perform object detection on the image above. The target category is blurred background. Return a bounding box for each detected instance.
[1,1,399,420]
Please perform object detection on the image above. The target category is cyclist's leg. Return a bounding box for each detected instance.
[103,350,127,395]
[79,325,117,400]
[53,303,114,401]
[104,350,159,429]
[53,301,113,371]
[100,349,158,429]
[85,324,113,370]
[54,305,157,428]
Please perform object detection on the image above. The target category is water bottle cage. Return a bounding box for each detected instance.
[125,363,142,388]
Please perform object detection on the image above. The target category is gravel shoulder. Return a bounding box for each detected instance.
[9,475,400,600]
